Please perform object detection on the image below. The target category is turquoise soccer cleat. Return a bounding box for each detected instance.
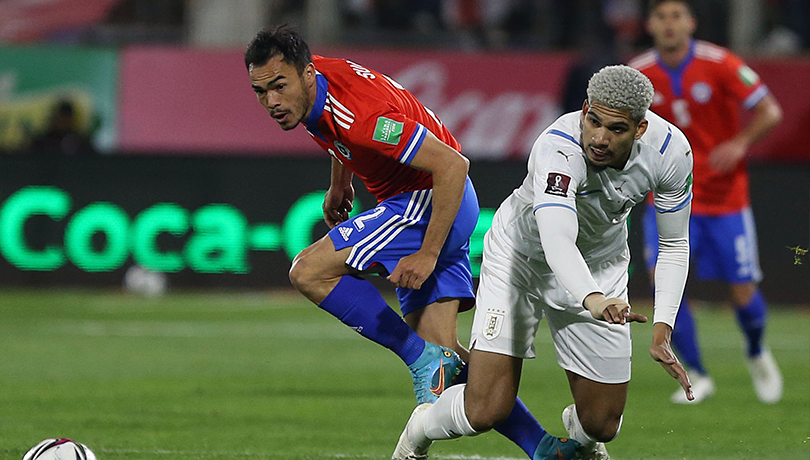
[408,343,463,404]
[533,433,580,460]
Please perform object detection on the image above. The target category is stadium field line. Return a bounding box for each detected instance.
[44,319,810,351]
[95,450,526,460]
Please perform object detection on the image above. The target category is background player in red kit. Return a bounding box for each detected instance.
[245,26,576,460]
[630,0,784,404]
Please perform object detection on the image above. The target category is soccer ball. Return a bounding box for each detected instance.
[123,264,168,297]
[22,439,97,460]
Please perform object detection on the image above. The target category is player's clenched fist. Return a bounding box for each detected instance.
[388,250,438,290]
[323,185,354,228]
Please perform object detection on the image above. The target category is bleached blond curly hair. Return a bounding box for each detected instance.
[587,65,654,122]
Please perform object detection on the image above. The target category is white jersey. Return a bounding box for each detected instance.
[488,110,692,318]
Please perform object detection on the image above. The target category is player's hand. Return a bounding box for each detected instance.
[709,138,747,173]
[650,323,694,401]
[323,185,355,228]
[387,250,438,290]
[583,294,648,324]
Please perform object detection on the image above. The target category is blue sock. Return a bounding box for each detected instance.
[671,298,707,375]
[496,398,548,458]
[455,364,547,457]
[319,275,425,366]
[734,289,767,358]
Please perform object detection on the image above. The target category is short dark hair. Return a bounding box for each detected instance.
[648,0,694,15]
[244,25,312,75]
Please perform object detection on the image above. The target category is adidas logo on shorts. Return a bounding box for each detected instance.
[339,226,354,241]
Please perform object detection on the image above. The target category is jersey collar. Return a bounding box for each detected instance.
[304,72,328,141]
[655,40,695,97]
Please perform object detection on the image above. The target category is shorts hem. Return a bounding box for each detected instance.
[558,363,630,385]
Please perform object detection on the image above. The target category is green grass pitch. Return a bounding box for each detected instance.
[0,288,807,459]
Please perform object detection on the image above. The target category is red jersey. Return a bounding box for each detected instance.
[303,55,461,203]
[630,40,769,215]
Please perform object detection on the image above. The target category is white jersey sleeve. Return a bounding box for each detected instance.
[530,135,602,305]
[651,122,693,327]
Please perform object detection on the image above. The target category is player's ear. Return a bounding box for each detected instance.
[302,62,316,82]
[581,100,589,120]
[634,119,649,139]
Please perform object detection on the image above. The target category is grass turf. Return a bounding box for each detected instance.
[0,288,807,459]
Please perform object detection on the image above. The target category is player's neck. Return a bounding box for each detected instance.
[657,42,691,68]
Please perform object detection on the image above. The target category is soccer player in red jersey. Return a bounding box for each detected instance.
[245,27,574,459]
[630,0,784,404]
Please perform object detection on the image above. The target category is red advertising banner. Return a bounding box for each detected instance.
[0,0,120,42]
[119,47,809,162]
[745,59,810,162]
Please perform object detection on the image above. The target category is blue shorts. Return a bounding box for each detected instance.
[643,205,763,284]
[329,176,479,316]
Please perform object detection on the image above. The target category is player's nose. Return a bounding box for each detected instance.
[593,128,610,145]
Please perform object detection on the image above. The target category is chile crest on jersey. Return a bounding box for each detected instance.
[333,140,352,160]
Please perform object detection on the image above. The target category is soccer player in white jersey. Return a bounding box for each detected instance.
[393,66,694,460]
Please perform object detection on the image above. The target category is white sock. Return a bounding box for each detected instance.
[422,384,481,441]
[566,405,598,449]
[612,415,623,441]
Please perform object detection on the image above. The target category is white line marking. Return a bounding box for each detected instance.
[96,449,524,459]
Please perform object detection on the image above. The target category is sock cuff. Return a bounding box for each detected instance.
[608,415,623,441]
[424,384,480,440]
[451,385,480,437]
[569,405,597,447]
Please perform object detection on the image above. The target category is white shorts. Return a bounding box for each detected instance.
[470,231,633,384]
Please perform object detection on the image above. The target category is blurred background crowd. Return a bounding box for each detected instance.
[2,0,808,52]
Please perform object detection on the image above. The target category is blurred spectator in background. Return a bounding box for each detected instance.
[29,100,97,157]
[560,8,623,113]
[14,0,802,53]
[758,0,810,54]
[630,0,784,406]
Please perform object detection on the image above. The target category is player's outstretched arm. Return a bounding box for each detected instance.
[650,322,693,401]
[387,132,469,290]
[323,157,355,228]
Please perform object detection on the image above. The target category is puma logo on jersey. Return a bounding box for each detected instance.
[557,150,573,161]
[614,180,627,193]
[339,226,354,241]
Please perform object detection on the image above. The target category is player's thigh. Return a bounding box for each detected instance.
[404,297,464,355]
[565,370,628,428]
[469,236,543,360]
[290,234,353,281]
[464,349,523,430]
[543,257,632,384]
[697,209,763,283]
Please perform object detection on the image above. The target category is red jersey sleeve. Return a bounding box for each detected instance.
[720,52,769,110]
[347,109,428,166]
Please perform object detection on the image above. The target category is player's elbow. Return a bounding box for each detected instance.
[769,102,783,128]
[448,150,470,175]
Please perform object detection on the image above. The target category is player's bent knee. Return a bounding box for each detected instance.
[288,252,320,292]
[581,414,622,443]
[463,395,512,432]
[730,283,757,306]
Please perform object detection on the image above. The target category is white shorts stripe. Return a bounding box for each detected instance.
[354,190,433,268]
[347,215,403,267]
[347,190,431,269]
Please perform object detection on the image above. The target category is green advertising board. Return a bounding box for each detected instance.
[0,46,118,152]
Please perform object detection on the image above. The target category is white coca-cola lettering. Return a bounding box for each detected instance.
[394,61,560,158]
